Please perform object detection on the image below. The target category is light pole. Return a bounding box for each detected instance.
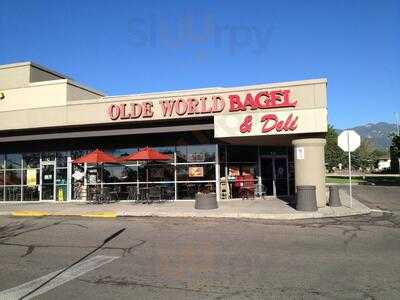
[396,113,400,173]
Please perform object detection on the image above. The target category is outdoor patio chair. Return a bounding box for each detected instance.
[127,186,139,203]
[148,186,162,203]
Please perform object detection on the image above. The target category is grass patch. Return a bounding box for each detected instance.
[326,175,400,186]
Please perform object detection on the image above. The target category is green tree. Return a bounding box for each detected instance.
[390,134,400,173]
[351,139,378,171]
[325,125,346,172]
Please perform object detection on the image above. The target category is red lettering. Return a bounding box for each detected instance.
[130,103,142,119]
[108,104,120,121]
[255,92,269,109]
[243,93,258,110]
[119,103,131,120]
[211,96,225,113]
[261,114,278,133]
[240,115,253,133]
[142,102,154,118]
[229,95,245,112]
[159,100,175,117]
[176,99,188,115]
[187,98,200,115]
[261,113,299,133]
[269,90,296,108]
[200,97,212,114]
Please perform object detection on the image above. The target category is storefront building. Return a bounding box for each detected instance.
[0,62,328,206]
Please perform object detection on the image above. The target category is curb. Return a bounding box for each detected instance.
[4,209,371,220]
[9,210,117,218]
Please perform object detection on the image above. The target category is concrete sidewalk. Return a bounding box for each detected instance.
[0,189,370,220]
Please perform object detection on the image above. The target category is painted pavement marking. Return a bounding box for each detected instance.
[0,255,118,299]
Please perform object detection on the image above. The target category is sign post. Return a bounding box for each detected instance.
[338,130,361,208]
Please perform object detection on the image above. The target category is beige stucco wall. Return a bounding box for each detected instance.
[0,64,31,90]
[0,78,327,132]
[67,83,102,101]
[0,81,68,112]
[293,138,327,207]
[30,65,64,83]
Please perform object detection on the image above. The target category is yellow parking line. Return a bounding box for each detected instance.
[12,211,50,217]
[79,211,117,218]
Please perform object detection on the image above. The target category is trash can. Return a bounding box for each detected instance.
[328,185,341,207]
[296,185,317,211]
[195,193,218,210]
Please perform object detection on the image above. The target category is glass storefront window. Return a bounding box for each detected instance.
[143,163,174,182]
[56,168,67,185]
[22,169,40,185]
[23,186,39,201]
[177,182,215,199]
[5,169,22,185]
[0,186,3,201]
[187,145,215,162]
[5,186,21,201]
[23,153,40,169]
[56,151,70,167]
[0,154,4,169]
[177,164,215,181]
[153,146,175,158]
[176,144,216,163]
[42,152,56,162]
[105,148,138,160]
[71,150,89,160]
[0,170,4,185]
[138,183,175,201]
[223,163,258,179]
[103,165,138,183]
[6,153,22,169]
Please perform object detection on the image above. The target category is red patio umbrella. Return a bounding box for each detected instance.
[121,147,171,188]
[122,147,171,161]
[73,149,120,164]
[72,149,119,187]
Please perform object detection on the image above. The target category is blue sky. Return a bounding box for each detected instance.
[0,0,399,129]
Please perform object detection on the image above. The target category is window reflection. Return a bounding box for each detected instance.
[23,153,40,169]
[5,170,22,185]
[0,154,4,169]
[176,145,215,163]
[6,154,22,169]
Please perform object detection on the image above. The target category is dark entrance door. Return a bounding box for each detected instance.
[260,156,288,197]
[41,162,55,200]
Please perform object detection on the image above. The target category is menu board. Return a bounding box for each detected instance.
[188,166,204,177]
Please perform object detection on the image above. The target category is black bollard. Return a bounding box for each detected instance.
[328,185,341,207]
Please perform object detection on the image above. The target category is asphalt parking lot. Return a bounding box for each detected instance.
[0,185,399,299]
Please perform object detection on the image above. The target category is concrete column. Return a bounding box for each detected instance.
[292,138,326,208]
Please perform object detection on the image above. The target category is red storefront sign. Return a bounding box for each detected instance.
[239,113,298,134]
[107,89,297,121]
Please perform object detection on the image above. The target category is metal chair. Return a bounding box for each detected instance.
[127,186,139,203]
[148,186,162,203]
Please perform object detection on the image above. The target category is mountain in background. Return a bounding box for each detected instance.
[337,122,398,151]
